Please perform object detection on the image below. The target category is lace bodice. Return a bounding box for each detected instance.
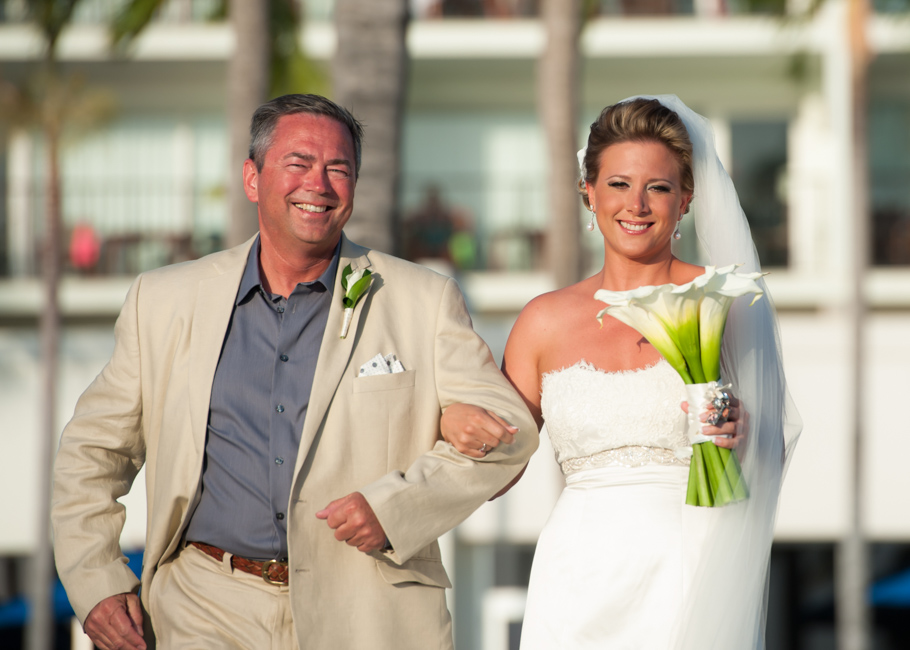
[541,359,689,472]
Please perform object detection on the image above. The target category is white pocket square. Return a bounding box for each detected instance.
[359,353,405,377]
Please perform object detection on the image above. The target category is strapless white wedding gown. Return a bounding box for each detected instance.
[520,359,712,650]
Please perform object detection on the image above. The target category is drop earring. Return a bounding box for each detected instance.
[587,205,596,232]
[673,216,682,240]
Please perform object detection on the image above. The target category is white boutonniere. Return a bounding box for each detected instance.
[340,264,373,339]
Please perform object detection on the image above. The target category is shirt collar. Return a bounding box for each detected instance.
[236,236,340,305]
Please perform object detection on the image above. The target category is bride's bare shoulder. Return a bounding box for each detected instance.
[513,277,599,334]
[511,292,560,337]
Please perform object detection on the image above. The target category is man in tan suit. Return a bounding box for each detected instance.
[52,94,538,649]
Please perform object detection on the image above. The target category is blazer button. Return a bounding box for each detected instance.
[276,404,285,413]
[276,512,285,520]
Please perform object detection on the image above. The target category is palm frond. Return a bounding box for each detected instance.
[110,0,167,48]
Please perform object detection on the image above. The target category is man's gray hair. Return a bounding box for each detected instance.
[248,94,364,175]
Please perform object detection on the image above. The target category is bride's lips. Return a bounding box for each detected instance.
[618,220,653,234]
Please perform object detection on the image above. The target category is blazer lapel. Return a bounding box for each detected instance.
[157,237,253,563]
[187,238,256,459]
[293,235,372,479]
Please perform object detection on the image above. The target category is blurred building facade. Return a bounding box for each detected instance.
[1,0,910,648]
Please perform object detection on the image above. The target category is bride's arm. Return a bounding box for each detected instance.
[440,301,546,497]
[500,301,545,430]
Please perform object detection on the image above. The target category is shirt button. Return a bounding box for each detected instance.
[276,404,285,413]
[279,354,289,362]
[276,512,285,520]
[275,457,284,465]
[277,305,285,313]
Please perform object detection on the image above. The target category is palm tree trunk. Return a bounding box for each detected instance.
[838,1,871,648]
[332,0,409,254]
[539,0,583,288]
[226,0,270,248]
[27,87,62,650]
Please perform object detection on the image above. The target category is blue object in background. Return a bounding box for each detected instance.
[870,567,910,607]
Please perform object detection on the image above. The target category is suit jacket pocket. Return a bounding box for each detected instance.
[353,369,416,393]
[374,556,452,589]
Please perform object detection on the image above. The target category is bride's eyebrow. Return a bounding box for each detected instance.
[605,174,676,185]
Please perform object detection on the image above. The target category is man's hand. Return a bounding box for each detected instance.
[83,592,146,650]
[316,492,387,553]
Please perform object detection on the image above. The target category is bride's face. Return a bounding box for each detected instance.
[586,140,692,263]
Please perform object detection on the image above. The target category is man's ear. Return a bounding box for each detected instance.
[242,158,259,203]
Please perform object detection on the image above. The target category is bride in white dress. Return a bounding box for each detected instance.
[442,96,800,649]
[525,360,709,649]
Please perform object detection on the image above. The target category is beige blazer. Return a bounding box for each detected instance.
[51,235,538,649]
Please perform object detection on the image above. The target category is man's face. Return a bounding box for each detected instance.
[243,113,356,258]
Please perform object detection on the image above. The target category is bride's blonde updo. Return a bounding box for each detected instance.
[578,98,694,211]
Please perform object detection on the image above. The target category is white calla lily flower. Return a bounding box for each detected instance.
[346,268,368,287]
[339,264,373,339]
[595,286,694,384]
[697,265,766,381]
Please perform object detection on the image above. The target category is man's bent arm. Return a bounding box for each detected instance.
[358,278,538,562]
[52,278,146,622]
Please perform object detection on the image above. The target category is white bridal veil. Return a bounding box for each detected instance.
[629,95,803,649]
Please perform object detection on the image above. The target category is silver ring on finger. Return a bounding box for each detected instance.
[706,411,728,427]
[479,443,489,454]
[712,391,731,411]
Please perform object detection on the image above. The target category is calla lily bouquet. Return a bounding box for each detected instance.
[340,264,373,339]
[594,264,766,507]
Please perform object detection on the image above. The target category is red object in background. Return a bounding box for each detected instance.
[69,223,101,271]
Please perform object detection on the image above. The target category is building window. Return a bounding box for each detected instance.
[401,113,548,273]
[870,102,910,266]
[730,120,789,268]
[1,116,227,278]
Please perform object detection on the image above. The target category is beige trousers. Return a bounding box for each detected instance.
[149,544,298,649]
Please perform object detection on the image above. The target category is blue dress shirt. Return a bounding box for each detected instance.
[185,238,338,560]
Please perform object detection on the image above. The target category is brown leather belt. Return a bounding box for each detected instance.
[190,541,289,585]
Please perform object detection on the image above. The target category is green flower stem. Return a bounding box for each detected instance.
[701,441,734,506]
[692,444,714,507]
[677,367,695,385]
[666,316,706,384]
[699,319,726,383]
[686,460,699,506]
[688,440,748,508]
[719,446,749,501]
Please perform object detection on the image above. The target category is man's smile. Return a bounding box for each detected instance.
[293,202,328,213]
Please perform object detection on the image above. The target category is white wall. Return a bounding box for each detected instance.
[0,325,147,554]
